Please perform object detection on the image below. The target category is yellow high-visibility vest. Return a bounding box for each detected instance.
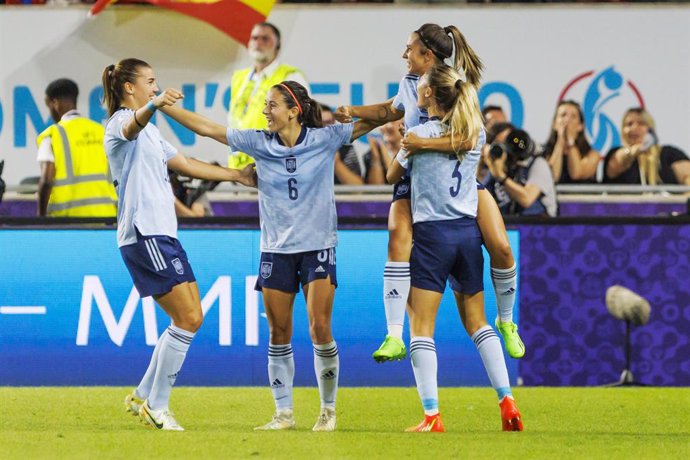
[37,117,117,217]
[228,64,303,169]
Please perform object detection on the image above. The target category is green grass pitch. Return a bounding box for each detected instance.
[1,387,688,459]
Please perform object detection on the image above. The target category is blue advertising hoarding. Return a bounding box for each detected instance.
[0,229,519,386]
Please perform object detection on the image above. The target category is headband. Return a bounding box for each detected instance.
[415,29,447,60]
[279,83,302,114]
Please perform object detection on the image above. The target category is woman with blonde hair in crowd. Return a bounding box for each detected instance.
[543,100,600,184]
[387,64,523,433]
[604,107,690,186]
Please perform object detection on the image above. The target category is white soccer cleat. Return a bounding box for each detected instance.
[312,407,336,432]
[254,410,296,431]
[124,391,144,415]
[138,400,184,431]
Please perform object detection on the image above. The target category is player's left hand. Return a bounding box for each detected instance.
[401,132,423,155]
[237,164,258,188]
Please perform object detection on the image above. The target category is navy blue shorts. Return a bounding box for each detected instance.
[120,232,196,298]
[392,176,411,202]
[410,218,484,294]
[476,180,485,190]
[254,248,337,293]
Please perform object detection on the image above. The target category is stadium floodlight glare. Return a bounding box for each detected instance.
[605,285,651,387]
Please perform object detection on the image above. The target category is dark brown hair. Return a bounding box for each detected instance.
[101,58,151,117]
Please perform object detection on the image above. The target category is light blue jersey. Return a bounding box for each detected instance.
[226,123,354,253]
[392,74,428,131]
[398,119,485,223]
[104,109,178,247]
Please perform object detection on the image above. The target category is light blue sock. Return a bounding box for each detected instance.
[313,341,339,409]
[410,337,438,416]
[472,325,512,400]
[491,265,517,323]
[148,325,194,410]
[135,329,167,400]
[268,343,294,411]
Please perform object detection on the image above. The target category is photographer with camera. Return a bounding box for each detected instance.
[169,165,220,218]
[483,123,557,217]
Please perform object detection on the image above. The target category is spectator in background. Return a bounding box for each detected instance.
[604,108,690,186]
[478,105,508,182]
[482,105,507,131]
[542,100,600,184]
[36,78,117,217]
[484,124,557,217]
[321,104,392,185]
[169,167,217,217]
[227,22,308,169]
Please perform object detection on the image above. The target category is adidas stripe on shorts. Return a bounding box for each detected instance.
[254,247,337,293]
[120,231,196,297]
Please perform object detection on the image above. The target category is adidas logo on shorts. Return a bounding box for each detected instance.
[385,288,402,300]
[315,266,325,273]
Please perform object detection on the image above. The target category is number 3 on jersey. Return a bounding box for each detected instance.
[449,161,462,197]
[288,178,298,200]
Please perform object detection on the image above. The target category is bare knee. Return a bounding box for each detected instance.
[269,324,292,344]
[463,318,488,337]
[176,309,204,333]
[309,319,332,344]
[388,227,412,261]
[488,240,514,269]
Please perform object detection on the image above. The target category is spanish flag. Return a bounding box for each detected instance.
[89,0,275,44]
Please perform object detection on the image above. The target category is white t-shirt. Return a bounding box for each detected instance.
[104,109,178,247]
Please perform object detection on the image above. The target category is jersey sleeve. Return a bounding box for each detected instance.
[391,76,407,112]
[226,128,265,158]
[159,137,178,161]
[326,123,355,149]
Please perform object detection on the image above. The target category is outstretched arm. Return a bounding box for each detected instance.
[335,98,404,124]
[350,119,385,143]
[160,105,229,146]
[123,88,183,141]
[168,154,256,187]
[402,131,474,155]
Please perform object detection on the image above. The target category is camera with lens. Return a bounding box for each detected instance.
[489,143,505,160]
[504,129,535,161]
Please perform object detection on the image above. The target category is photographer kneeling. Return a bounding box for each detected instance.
[483,123,557,217]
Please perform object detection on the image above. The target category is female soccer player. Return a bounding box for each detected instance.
[159,81,377,432]
[102,58,255,431]
[387,65,523,433]
[337,24,524,362]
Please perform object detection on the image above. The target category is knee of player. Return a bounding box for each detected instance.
[489,241,514,267]
[176,308,203,332]
[269,328,291,343]
[309,322,332,343]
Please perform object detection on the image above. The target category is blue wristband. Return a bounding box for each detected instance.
[145,100,157,112]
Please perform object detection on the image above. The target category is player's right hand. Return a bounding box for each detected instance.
[152,88,184,109]
[334,106,353,123]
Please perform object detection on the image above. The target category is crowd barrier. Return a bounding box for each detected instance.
[0,226,518,386]
[2,215,689,387]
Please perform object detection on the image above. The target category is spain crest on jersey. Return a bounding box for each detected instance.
[285,157,297,173]
[260,261,273,279]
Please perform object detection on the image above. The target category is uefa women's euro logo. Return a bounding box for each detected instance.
[559,66,645,154]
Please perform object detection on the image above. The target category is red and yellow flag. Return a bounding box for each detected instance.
[89,0,276,45]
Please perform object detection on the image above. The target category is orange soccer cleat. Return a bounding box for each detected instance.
[405,413,445,433]
[499,396,524,432]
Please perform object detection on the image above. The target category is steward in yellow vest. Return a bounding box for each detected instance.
[37,79,117,217]
[227,22,307,169]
